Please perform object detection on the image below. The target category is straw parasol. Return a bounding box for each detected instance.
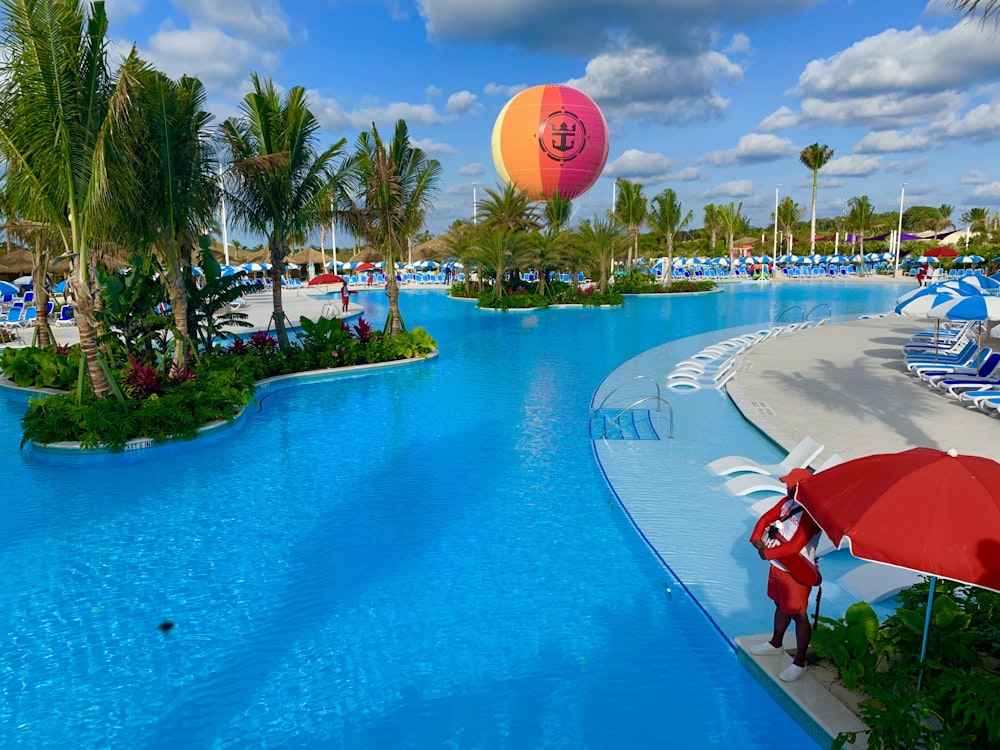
[289,248,327,265]
[0,248,35,275]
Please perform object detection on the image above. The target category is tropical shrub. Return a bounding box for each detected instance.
[665,279,716,293]
[0,344,83,390]
[822,581,1000,749]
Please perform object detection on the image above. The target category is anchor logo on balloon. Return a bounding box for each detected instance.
[538,110,588,162]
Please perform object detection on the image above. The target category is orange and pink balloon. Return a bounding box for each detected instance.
[491,84,610,201]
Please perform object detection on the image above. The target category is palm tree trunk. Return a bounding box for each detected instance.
[69,280,111,395]
[169,272,191,370]
[32,246,53,347]
[269,242,289,348]
[385,272,404,334]
[810,172,818,253]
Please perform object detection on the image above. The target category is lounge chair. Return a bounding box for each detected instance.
[0,306,23,329]
[707,435,824,477]
[725,454,843,497]
[54,305,75,325]
[19,306,37,326]
[919,351,1000,386]
[837,563,923,603]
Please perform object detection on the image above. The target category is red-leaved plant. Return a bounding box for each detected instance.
[228,337,248,355]
[123,354,163,399]
[352,317,373,343]
[247,331,278,353]
[169,362,195,383]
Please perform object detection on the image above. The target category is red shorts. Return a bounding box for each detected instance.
[767,565,811,615]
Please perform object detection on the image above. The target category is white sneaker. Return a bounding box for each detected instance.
[779,663,806,682]
[748,641,783,655]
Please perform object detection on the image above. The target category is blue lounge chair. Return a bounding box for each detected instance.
[54,305,75,325]
[1,307,23,328]
[20,306,37,326]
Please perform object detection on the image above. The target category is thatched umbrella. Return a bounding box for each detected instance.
[289,248,327,265]
[0,248,34,275]
[349,247,382,263]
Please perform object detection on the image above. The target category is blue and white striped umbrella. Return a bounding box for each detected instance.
[957,254,985,264]
[928,294,1000,321]
[827,254,849,264]
[895,288,966,316]
[963,274,1000,291]
[242,262,271,272]
[52,279,67,293]
[0,280,19,296]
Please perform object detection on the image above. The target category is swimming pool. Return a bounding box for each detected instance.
[1,282,908,748]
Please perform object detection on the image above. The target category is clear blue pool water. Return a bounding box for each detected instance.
[1,282,909,748]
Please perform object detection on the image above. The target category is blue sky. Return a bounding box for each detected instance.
[102,0,1000,243]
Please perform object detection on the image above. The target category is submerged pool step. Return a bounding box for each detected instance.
[590,409,659,440]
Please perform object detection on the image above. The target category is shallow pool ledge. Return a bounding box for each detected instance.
[735,634,869,749]
[24,352,438,455]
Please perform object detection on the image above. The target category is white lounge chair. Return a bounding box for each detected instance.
[724,454,843,497]
[707,435,824,477]
[837,562,923,603]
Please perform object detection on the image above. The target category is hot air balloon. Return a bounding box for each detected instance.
[491,84,609,201]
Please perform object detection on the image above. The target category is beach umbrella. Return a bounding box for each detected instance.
[242,262,269,273]
[284,262,300,270]
[308,273,345,285]
[927,294,1000,322]
[13,276,32,287]
[356,262,375,271]
[191,266,204,277]
[52,279,68,294]
[220,265,238,277]
[894,288,965,316]
[924,246,958,258]
[795,447,1000,685]
[957,254,985,265]
[827,254,849,264]
[961,274,1000,291]
[776,254,798,264]
[0,280,19,296]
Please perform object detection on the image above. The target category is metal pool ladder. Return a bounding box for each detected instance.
[596,376,674,440]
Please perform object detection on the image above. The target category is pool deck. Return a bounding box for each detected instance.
[725,314,1000,748]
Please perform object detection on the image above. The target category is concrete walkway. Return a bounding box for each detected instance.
[725,315,1000,465]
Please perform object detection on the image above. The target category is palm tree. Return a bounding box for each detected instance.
[0,0,144,396]
[962,207,990,234]
[647,188,692,287]
[576,216,621,293]
[477,182,540,234]
[474,228,522,303]
[776,196,805,254]
[341,119,442,335]
[543,189,572,233]
[702,203,721,254]
[799,143,835,252]
[847,195,876,253]
[613,178,646,268]
[126,69,218,368]
[442,222,476,293]
[933,204,956,234]
[718,202,748,262]
[953,1,1000,22]
[221,73,346,348]
[522,228,567,297]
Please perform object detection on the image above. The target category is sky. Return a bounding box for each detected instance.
[98,0,1000,244]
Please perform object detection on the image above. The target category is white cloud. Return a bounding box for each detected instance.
[853,130,931,153]
[445,90,481,115]
[758,106,798,132]
[885,158,930,174]
[799,91,961,129]
[411,138,456,155]
[425,85,443,98]
[565,44,742,124]
[823,154,882,177]
[605,149,674,178]
[797,23,1000,99]
[704,180,755,198]
[703,133,798,166]
[725,33,751,55]
[103,0,144,23]
[484,82,527,98]
[172,0,293,45]
[142,24,275,99]
[968,182,1000,201]
[308,92,444,132]
[929,101,1000,142]
[674,167,703,182]
[457,163,486,176]
[961,169,989,184]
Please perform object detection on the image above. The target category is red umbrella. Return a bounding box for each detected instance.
[924,246,958,258]
[308,273,345,285]
[794,447,1000,682]
[356,262,375,271]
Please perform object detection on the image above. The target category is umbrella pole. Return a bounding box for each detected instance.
[916,576,937,690]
